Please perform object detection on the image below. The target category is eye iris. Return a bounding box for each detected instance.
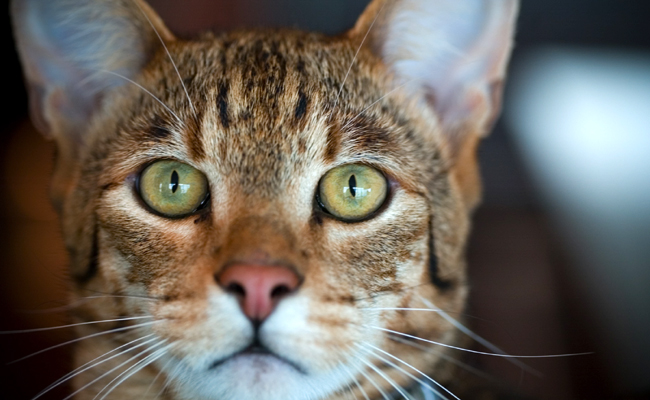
[319,164,387,222]
[139,160,209,217]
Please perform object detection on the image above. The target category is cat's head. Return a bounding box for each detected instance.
[12,0,518,398]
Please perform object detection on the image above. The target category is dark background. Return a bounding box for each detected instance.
[1,1,649,399]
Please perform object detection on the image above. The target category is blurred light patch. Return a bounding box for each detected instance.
[506,47,650,394]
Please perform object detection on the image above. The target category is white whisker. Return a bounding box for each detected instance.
[360,307,443,313]
[20,294,159,314]
[359,342,455,400]
[1,315,153,334]
[62,339,166,400]
[33,334,157,400]
[343,380,359,400]
[388,334,494,382]
[354,349,411,400]
[328,0,387,122]
[18,299,89,314]
[133,0,197,118]
[96,343,172,400]
[366,325,592,360]
[351,357,392,400]
[144,355,174,398]
[7,320,163,365]
[417,296,541,377]
[155,358,181,400]
[78,293,162,301]
[98,69,183,125]
[343,364,371,400]
[341,74,424,132]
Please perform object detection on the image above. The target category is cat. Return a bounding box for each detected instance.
[11,0,519,399]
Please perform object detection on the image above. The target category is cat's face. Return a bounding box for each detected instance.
[12,0,518,399]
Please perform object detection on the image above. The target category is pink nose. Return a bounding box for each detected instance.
[217,264,300,321]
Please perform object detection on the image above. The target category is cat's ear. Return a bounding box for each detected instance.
[11,0,174,207]
[351,0,518,208]
[352,0,518,137]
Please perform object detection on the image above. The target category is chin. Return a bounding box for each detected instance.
[169,352,353,400]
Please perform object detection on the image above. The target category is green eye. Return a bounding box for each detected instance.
[318,164,388,222]
[139,160,209,218]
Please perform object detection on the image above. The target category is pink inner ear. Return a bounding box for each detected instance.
[361,0,518,132]
[12,0,170,140]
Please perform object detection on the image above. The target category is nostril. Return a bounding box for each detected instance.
[270,284,291,299]
[226,282,246,297]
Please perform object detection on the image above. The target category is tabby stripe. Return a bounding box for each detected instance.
[74,225,99,284]
[428,216,452,290]
[294,89,308,120]
[217,83,230,128]
[147,115,171,139]
[324,124,341,162]
[185,104,207,161]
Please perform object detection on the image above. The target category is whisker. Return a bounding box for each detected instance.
[0,316,154,335]
[343,380,359,400]
[344,366,371,400]
[28,293,162,317]
[354,349,411,399]
[7,320,164,365]
[62,339,167,400]
[421,384,438,400]
[155,358,181,399]
[361,306,503,327]
[367,325,593,360]
[133,0,197,118]
[416,295,541,377]
[19,297,100,314]
[32,335,157,400]
[341,74,426,132]
[359,342,455,400]
[97,69,183,125]
[350,357,391,400]
[388,335,494,382]
[143,355,174,398]
[96,342,172,400]
[19,293,160,314]
[79,291,164,301]
[328,0,387,123]
[360,307,442,313]
[354,377,371,400]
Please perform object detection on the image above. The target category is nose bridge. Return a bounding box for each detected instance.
[220,210,300,269]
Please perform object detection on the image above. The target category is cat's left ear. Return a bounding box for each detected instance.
[350,0,518,209]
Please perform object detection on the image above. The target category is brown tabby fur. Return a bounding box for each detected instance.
[12,0,517,398]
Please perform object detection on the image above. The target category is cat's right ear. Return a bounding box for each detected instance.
[350,0,518,210]
[11,0,174,206]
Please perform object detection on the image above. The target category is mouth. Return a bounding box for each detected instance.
[209,341,306,374]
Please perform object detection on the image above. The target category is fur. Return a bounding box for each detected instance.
[11,0,518,399]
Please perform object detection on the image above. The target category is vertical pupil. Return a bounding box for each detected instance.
[170,170,179,193]
[349,174,356,197]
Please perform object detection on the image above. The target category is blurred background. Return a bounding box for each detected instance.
[1,0,649,399]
